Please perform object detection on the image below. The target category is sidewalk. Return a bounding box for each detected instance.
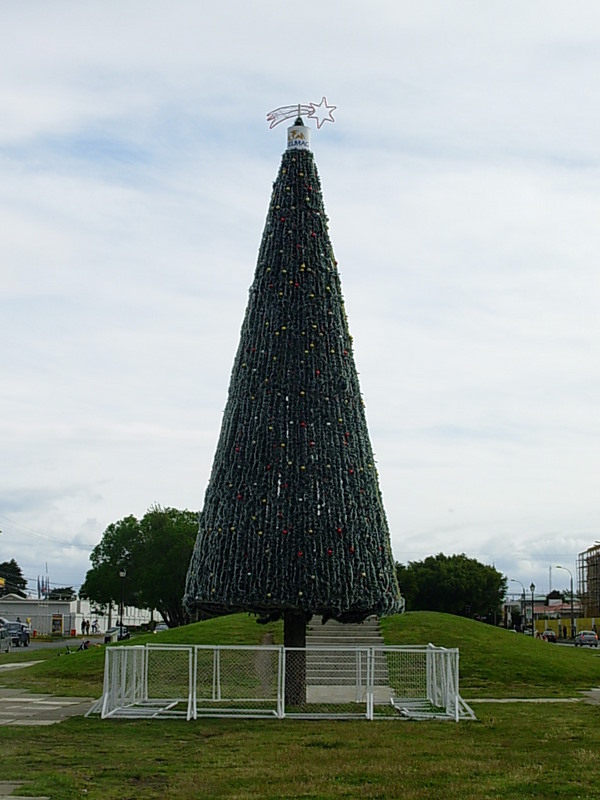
[0,782,49,799]
[0,686,95,726]
[466,689,600,705]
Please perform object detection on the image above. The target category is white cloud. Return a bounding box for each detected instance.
[1,1,600,596]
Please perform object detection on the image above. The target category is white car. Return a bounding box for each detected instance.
[0,627,11,654]
[575,630,599,647]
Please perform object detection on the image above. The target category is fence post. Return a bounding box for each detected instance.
[142,645,149,703]
[355,648,362,704]
[277,646,285,719]
[366,648,374,720]
[187,647,195,721]
[213,647,221,701]
[100,647,111,718]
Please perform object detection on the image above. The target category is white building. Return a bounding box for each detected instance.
[0,594,158,636]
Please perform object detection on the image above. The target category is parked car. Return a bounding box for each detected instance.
[153,622,169,634]
[542,630,557,643]
[4,621,30,647]
[575,630,599,647]
[0,627,11,654]
[104,626,130,643]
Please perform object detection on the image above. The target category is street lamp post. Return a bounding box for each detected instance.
[530,582,536,636]
[556,564,575,640]
[119,569,126,641]
[510,579,526,631]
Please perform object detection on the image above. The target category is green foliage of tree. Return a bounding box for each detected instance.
[396,553,507,620]
[80,506,198,626]
[80,515,140,608]
[137,507,199,626]
[0,558,27,597]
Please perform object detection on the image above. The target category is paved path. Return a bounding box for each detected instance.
[0,687,95,726]
[0,782,49,799]
[467,688,600,705]
[0,663,94,798]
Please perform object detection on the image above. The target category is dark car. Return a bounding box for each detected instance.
[5,621,30,647]
[575,630,599,647]
[542,630,557,643]
[104,626,130,643]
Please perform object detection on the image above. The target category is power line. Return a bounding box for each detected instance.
[0,513,96,551]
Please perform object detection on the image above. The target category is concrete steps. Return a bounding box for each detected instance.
[305,616,389,688]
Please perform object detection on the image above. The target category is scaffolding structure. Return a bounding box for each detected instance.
[577,544,600,617]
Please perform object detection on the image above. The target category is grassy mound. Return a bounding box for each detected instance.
[0,614,282,695]
[1,611,598,699]
[381,611,600,697]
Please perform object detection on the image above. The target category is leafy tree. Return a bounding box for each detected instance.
[80,507,197,626]
[183,121,402,659]
[0,559,27,597]
[137,507,198,627]
[396,553,507,620]
[80,515,141,608]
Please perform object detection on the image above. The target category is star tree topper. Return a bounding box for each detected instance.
[267,97,337,129]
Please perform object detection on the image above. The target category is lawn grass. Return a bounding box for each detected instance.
[380,612,600,698]
[2,612,600,798]
[3,611,600,700]
[0,613,283,696]
[1,704,600,799]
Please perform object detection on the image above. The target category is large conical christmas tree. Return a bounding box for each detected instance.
[184,113,403,648]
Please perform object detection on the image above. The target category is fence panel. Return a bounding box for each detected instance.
[145,645,194,718]
[284,646,371,718]
[98,643,474,722]
[194,645,281,718]
[101,645,146,718]
[371,646,474,720]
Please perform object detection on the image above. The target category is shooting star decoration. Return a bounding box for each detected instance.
[267,97,337,129]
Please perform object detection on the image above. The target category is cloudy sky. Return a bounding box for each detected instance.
[1,1,599,600]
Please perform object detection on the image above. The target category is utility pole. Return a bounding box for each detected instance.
[556,565,575,640]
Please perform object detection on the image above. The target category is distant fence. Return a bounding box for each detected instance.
[96,644,475,722]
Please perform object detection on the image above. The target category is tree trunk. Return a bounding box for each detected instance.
[284,610,307,706]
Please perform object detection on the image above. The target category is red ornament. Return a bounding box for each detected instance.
[327,548,333,555]
[297,551,303,557]
[349,546,355,554]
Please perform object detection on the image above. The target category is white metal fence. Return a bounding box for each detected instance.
[97,643,475,722]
